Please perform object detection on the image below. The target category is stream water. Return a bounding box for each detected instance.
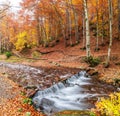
[33,71,115,115]
[0,62,116,116]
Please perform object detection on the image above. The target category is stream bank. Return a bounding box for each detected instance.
[0,62,118,116]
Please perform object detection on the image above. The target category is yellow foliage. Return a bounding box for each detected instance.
[15,30,37,51]
[15,31,28,51]
[72,0,82,5]
[95,92,120,116]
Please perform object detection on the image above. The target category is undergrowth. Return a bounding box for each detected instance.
[23,98,33,105]
[95,92,120,116]
[5,51,12,58]
[83,56,101,67]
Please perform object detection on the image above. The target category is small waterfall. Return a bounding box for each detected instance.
[32,71,116,115]
[33,71,112,115]
[34,82,65,97]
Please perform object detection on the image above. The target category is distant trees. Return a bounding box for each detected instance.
[0,4,10,53]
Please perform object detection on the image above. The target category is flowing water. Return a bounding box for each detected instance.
[0,62,116,116]
[33,71,115,115]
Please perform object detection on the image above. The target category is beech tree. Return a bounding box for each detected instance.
[71,0,79,43]
[106,0,113,66]
[118,0,120,40]
[83,0,91,58]
[95,0,99,51]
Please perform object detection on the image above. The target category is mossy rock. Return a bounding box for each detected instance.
[54,110,95,116]
[32,51,41,59]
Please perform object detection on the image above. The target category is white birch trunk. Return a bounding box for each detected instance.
[107,0,113,65]
[83,0,91,57]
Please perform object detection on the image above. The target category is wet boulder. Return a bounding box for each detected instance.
[40,98,55,107]
[40,98,59,113]
[86,68,99,77]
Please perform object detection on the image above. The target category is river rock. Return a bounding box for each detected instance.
[26,89,39,98]
[40,98,55,106]
[87,68,99,77]
[40,98,57,113]
[43,82,52,88]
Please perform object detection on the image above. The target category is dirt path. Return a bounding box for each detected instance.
[0,74,19,104]
[0,74,20,115]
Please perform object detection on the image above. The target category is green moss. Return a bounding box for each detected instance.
[23,98,33,105]
[5,56,24,63]
[32,51,41,59]
[25,112,31,116]
[54,110,96,116]
[18,108,23,112]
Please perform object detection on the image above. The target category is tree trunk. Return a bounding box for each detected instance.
[82,12,86,48]
[66,5,69,44]
[69,11,72,46]
[74,11,79,43]
[51,2,67,46]
[55,22,59,41]
[39,17,48,47]
[101,13,104,45]
[118,0,120,40]
[83,0,91,57]
[71,0,79,43]
[67,0,72,46]
[36,15,41,46]
[0,34,2,53]
[107,0,113,65]
[96,0,99,51]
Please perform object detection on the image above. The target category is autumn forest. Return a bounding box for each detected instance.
[0,0,118,61]
[0,0,120,116]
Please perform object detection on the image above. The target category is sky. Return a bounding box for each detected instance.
[0,0,22,6]
[0,0,22,12]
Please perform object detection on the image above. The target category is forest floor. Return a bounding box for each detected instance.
[0,73,45,116]
[0,37,120,115]
[22,37,120,84]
